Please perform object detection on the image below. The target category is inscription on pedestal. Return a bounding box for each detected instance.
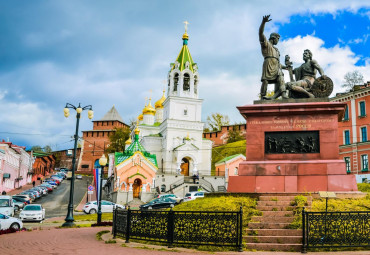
[265,131,320,154]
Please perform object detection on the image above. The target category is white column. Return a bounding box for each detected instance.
[129,183,133,192]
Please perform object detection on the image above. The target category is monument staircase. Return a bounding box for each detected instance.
[245,194,312,252]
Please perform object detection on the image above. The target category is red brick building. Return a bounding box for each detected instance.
[203,124,246,147]
[30,152,56,181]
[53,148,81,170]
[78,106,129,173]
[331,81,370,183]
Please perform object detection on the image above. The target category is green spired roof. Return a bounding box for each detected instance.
[215,154,244,165]
[115,131,158,167]
[171,32,196,72]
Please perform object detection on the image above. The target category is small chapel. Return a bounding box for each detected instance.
[111,27,225,204]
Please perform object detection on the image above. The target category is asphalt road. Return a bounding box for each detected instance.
[16,175,92,219]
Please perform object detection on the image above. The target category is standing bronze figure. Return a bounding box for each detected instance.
[259,15,287,100]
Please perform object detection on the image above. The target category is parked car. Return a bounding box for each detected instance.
[51,175,63,182]
[12,199,26,211]
[43,180,57,189]
[19,204,45,222]
[183,191,205,202]
[76,174,82,179]
[0,213,23,231]
[39,184,53,192]
[83,200,124,214]
[13,195,32,204]
[140,197,177,210]
[157,194,183,204]
[19,192,36,201]
[0,196,15,216]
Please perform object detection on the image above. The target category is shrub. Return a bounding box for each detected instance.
[174,195,259,227]
[92,222,113,227]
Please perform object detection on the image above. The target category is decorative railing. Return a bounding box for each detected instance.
[113,207,243,251]
[302,208,370,253]
[199,178,215,192]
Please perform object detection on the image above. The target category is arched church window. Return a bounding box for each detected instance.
[174,73,179,91]
[194,75,198,94]
[183,73,190,91]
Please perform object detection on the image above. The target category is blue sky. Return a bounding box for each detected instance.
[0,0,369,150]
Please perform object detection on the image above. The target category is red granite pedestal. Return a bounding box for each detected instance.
[228,101,358,193]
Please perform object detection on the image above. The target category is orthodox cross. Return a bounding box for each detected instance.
[183,21,189,33]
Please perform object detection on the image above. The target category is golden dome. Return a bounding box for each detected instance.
[125,137,132,145]
[155,90,166,109]
[138,114,143,121]
[182,32,189,40]
[134,126,140,135]
[142,98,156,115]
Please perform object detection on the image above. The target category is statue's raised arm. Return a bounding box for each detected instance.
[258,15,287,100]
[259,15,271,43]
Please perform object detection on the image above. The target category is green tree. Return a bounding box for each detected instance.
[227,128,245,143]
[106,127,131,153]
[206,113,230,131]
[31,145,43,152]
[342,71,364,92]
[43,145,52,153]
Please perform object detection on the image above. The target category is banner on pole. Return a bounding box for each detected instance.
[93,168,101,204]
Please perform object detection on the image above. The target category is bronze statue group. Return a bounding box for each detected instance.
[259,15,333,100]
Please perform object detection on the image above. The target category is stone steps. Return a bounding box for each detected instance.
[245,194,312,252]
[246,229,301,236]
[245,243,302,252]
[251,216,295,223]
[248,222,291,229]
[244,235,302,244]
[261,211,294,217]
[256,205,294,211]
[259,195,312,202]
[257,200,312,206]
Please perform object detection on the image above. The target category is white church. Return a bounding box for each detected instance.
[111,27,225,204]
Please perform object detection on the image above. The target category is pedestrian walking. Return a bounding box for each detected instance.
[32,180,36,187]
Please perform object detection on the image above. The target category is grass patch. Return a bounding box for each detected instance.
[211,140,246,172]
[174,195,259,227]
[74,213,113,222]
[105,239,117,244]
[96,230,110,241]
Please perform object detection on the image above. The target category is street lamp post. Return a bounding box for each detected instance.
[62,103,93,227]
[97,154,107,225]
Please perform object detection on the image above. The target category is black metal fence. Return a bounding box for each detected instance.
[112,207,243,251]
[302,208,370,253]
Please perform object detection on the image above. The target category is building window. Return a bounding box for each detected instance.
[344,130,350,145]
[361,126,367,142]
[361,154,368,171]
[344,157,351,173]
[359,101,366,117]
[184,108,188,115]
[234,167,238,175]
[344,105,349,121]
[81,165,89,169]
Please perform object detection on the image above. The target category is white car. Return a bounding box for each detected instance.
[0,213,23,231]
[19,204,45,222]
[0,195,15,217]
[157,194,183,204]
[83,200,124,214]
[183,191,205,202]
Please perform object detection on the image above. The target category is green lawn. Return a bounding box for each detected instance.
[174,195,260,227]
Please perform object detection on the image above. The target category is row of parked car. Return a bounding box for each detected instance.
[0,171,67,231]
[139,191,206,210]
